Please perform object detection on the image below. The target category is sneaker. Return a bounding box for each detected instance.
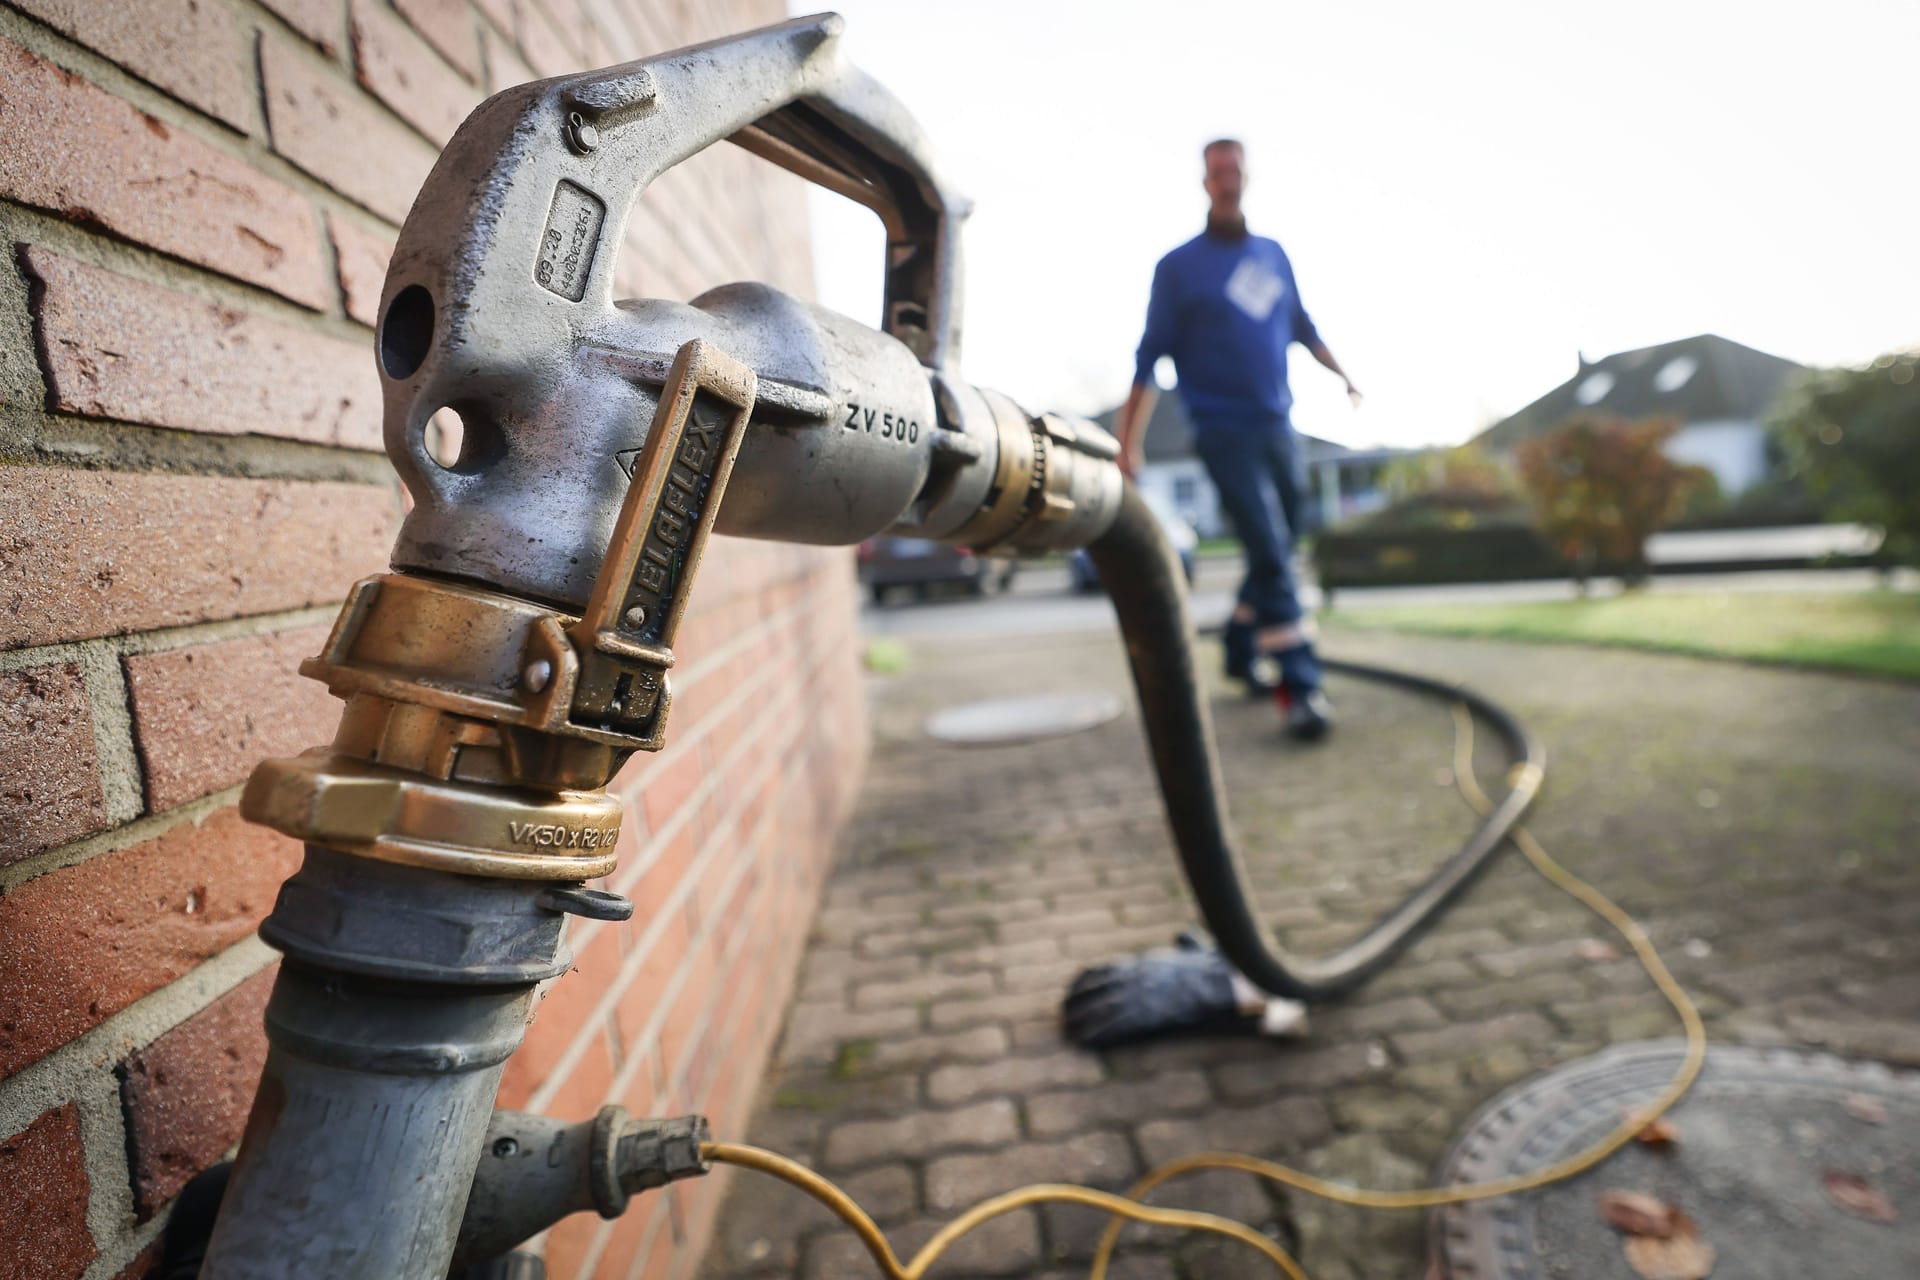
[1277,687,1333,741]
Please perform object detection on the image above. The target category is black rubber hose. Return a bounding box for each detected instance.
[1088,485,1547,1001]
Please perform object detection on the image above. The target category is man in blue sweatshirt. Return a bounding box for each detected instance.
[1115,138,1359,740]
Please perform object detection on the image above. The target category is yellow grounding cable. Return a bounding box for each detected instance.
[705,700,1708,1279]
[701,1142,1305,1280]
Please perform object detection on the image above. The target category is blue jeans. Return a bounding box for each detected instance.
[1193,418,1322,691]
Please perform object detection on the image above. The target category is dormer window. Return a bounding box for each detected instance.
[1575,371,1615,405]
[1654,354,1700,393]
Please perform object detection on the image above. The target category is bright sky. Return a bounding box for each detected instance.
[803,0,1920,449]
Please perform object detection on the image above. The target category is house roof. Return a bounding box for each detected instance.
[1474,333,1804,452]
[1092,393,1352,463]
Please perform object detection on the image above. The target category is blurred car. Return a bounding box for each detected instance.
[858,536,1017,604]
[1070,490,1198,593]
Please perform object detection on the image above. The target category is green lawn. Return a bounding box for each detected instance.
[1333,588,1920,681]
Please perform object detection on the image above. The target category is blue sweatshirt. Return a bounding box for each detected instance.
[1133,226,1322,429]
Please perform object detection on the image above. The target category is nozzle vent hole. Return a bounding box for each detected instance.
[419,404,503,476]
[380,284,434,379]
[427,407,465,469]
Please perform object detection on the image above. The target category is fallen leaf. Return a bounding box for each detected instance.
[1633,1115,1680,1148]
[1824,1171,1897,1223]
[1623,1231,1717,1280]
[1842,1093,1888,1125]
[1598,1190,1680,1237]
[1579,938,1622,963]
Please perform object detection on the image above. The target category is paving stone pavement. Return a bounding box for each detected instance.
[696,623,1920,1280]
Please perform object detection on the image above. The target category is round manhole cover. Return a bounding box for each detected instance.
[1430,1040,1920,1279]
[923,692,1123,745]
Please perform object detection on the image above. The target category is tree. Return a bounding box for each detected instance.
[1516,414,1709,586]
[1381,442,1517,502]
[1360,443,1525,533]
[1769,348,1920,566]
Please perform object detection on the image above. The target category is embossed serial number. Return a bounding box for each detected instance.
[508,822,620,850]
[534,180,605,301]
[844,402,920,443]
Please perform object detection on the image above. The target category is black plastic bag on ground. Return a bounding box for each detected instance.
[1062,931,1307,1050]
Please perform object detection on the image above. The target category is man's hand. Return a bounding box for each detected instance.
[1308,341,1361,409]
[1114,381,1158,482]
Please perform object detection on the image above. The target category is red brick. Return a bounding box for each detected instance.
[261,31,438,224]
[326,211,394,326]
[259,0,345,58]
[124,624,336,812]
[715,859,766,950]
[610,909,691,1050]
[0,664,108,868]
[0,1104,95,1280]
[394,0,482,81]
[120,966,276,1218]
[539,1019,615,1121]
[616,822,695,917]
[577,0,642,61]
[675,982,731,1102]
[533,0,594,53]
[0,468,395,650]
[505,921,622,1097]
[634,1210,675,1280]
[20,248,383,450]
[472,0,517,39]
[539,1210,598,1280]
[578,12,615,68]
[707,1024,748,1114]
[482,23,536,93]
[494,1057,532,1113]
[350,0,481,145]
[0,39,329,309]
[9,0,255,131]
[517,1,580,76]
[594,1184,662,1280]
[666,643,747,732]
[637,746,705,833]
[617,1049,658,1124]
[657,947,716,1082]
[611,0,677,58]
[0,806,299,1078]
[671,1174,722,1269]
[730,762,782,853]
[691,845,750,938]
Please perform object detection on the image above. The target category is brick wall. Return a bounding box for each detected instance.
[0,3,868,1278]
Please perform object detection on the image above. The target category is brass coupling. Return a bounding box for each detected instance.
[242,341,758,881]
[948,388,1125,555]
[244,753,626,880]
